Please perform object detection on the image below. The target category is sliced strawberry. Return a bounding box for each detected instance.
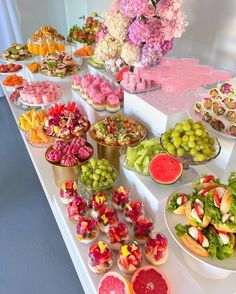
[213,190,221,208]
[119,255,129,269]
[203,175,214,183]
[197,230,204,246]
[128,255,138,266]
[194,203,203,219]
[201,188,211,196]
[181,194,186,204]
[217,230,228,236]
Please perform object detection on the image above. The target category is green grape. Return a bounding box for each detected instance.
[195,129,203,136]
[177,148,185,156]
[171,130,180,137]
[173,137,182,147]
[203,148,211,155]
[199,144,206,150]
[185,130,194,136]
[108,178,113,184]
[209,151,215,158]
[107,166,113,172]
[209,137,215,145]
[183,123,191,131]
[190,148,198,155]
[90,158,97,168]
[167,143,175,151]
[89,174,94,180]
[182,135,189,142]
[95,169,102,174]
[168,149,176,156]
[181,142,190,151]
[193,123,201,130]
[201,131,207,138]
[112,172,117,180]
[189,135,195,142]
[188,141,196,148]
[175,123,183,132]
[93,174,100,181]
[194,153,206,162]
[162,133,169,141]
[93,181,99,188]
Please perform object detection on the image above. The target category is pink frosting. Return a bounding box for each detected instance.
[93,93,106,104]
[114,88,124,100]
[101,86,113,97]
[107,94,120,106]
[61,154,78,166]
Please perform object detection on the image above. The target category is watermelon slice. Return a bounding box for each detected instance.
[149,153,182,184]
[131,265,170,294]
[116,66,130,82]
[97,271,132,294]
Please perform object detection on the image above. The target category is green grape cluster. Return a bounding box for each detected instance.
[162,119,216,162]
[80,158,117,189]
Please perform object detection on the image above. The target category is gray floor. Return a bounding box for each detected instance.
[0,97,84,294]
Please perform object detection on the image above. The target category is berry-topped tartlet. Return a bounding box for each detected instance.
[88,241,113,274]
[107,222,129,251]
[67,196,87,222]
[97,207,118,233]
[60,180,78,204]
[124,200,144,223]
[112,186,130,211]
[89,193,107,219]
[144,232,168,265]
[133,215,154,244]
[117,242,142,275]
[77,217,99,244]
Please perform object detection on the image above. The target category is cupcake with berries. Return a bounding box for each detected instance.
[117,242,142,275]
[112,186,130,211]
[60,180,78,204]
[92,93,106,111]
[67,196,87,222]
[88,241,113,274]
[89,193,107,219]
[124,200,144,223]
[133,215,154,244]
[77,217,99,244]
[107,222,129,251]
[97,207,118,233]
[145,232,168,265]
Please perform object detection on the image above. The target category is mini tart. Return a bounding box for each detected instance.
[46,149,63,163]
[124,201,144,223]
[107,222,129,251]
[97,207,118,233]
[89,193,108,219]
[88,241,113,274]
[112,186,130,211]
[61,154,79,166]
[133,215,154,245]
[106,103,120,113]
[144,232,168,266]
[93,101,106,111]
[77,217,99,244]
[60,180,78,205]
[67,196,87,221]
[52,140,68,151]
[117,242,142,275]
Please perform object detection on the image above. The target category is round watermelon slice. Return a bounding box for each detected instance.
[131,266,170,294]
[97,271,132,294]
[149,153,182,184]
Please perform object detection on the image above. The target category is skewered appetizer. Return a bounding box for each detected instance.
[67,196,87,221]
[112,186,130,211]
[88,241,113,274]
[2,43,32,61]
[124,200,144,223]
[133,215,154,244]
[117,242,142,275]
[193,174,220,196]
[97,207,118,233]
[107,222,129,251]
[77,217,99,244]
[60,180,78,204]
[145,233,168,265]
[0,63,22,73]
[167,192,190,215]
[89,193,107,218]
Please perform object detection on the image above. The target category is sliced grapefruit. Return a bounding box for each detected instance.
[149,153,182,184]
[97,271,132,294]
[131,266,170,294]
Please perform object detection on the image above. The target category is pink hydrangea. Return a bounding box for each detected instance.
[109,0,121,14]
[157,0,183,19]
[141,44,162,67]
[128,19,150,46]
[120,0,150,18]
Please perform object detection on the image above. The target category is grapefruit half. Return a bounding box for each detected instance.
[97,271,132,294]
[131,265,170,294]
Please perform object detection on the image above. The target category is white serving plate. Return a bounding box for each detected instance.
[0,56,35,64]
[18,96,61,107]
[164,183,236,278]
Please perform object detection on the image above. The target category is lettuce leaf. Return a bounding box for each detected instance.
[167,193,179,212]
[175,224,188,237]
[204,190,221,223]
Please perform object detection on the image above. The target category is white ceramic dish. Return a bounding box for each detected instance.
[164,183,236,278]
[18,96,61,107]
[0,56,34,64]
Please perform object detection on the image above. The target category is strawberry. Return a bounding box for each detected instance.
[213,190,221,208]
[194,203,203,219]
[203,175,214,183]
[197,230,204,246]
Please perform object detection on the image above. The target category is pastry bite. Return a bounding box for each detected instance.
[133,215,154,244]
[185,197,210,228]
[89,193,107,219]
[88,241,113,274]
[193,174,220,196]
[124,200,144,223]
[117,242,142,275]
[97,207,118,233]
[144,232,168,265]
[107,222,129,251]
[77,217,99,244]
[60,180,78,204]
[112,186,130,211]
[46,149,63,163]
[67,196,87,221]
[61,154,79,166]
[167,192,189,215]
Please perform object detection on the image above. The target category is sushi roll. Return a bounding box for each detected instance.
[210,119,225,132]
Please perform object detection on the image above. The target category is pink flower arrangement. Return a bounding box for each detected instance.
[95,0,188,67]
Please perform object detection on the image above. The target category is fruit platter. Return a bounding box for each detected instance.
[1,43,33,62]
[39,52,79,78]
[165,173,236,274]
[67,16,101,46]
[45,137,93,167]
[43,102,90,140]
[3,74,24,90]
[74,45,94,58]
[0,63,22,74]
[89,115,146,147]
[189,81,236,139]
